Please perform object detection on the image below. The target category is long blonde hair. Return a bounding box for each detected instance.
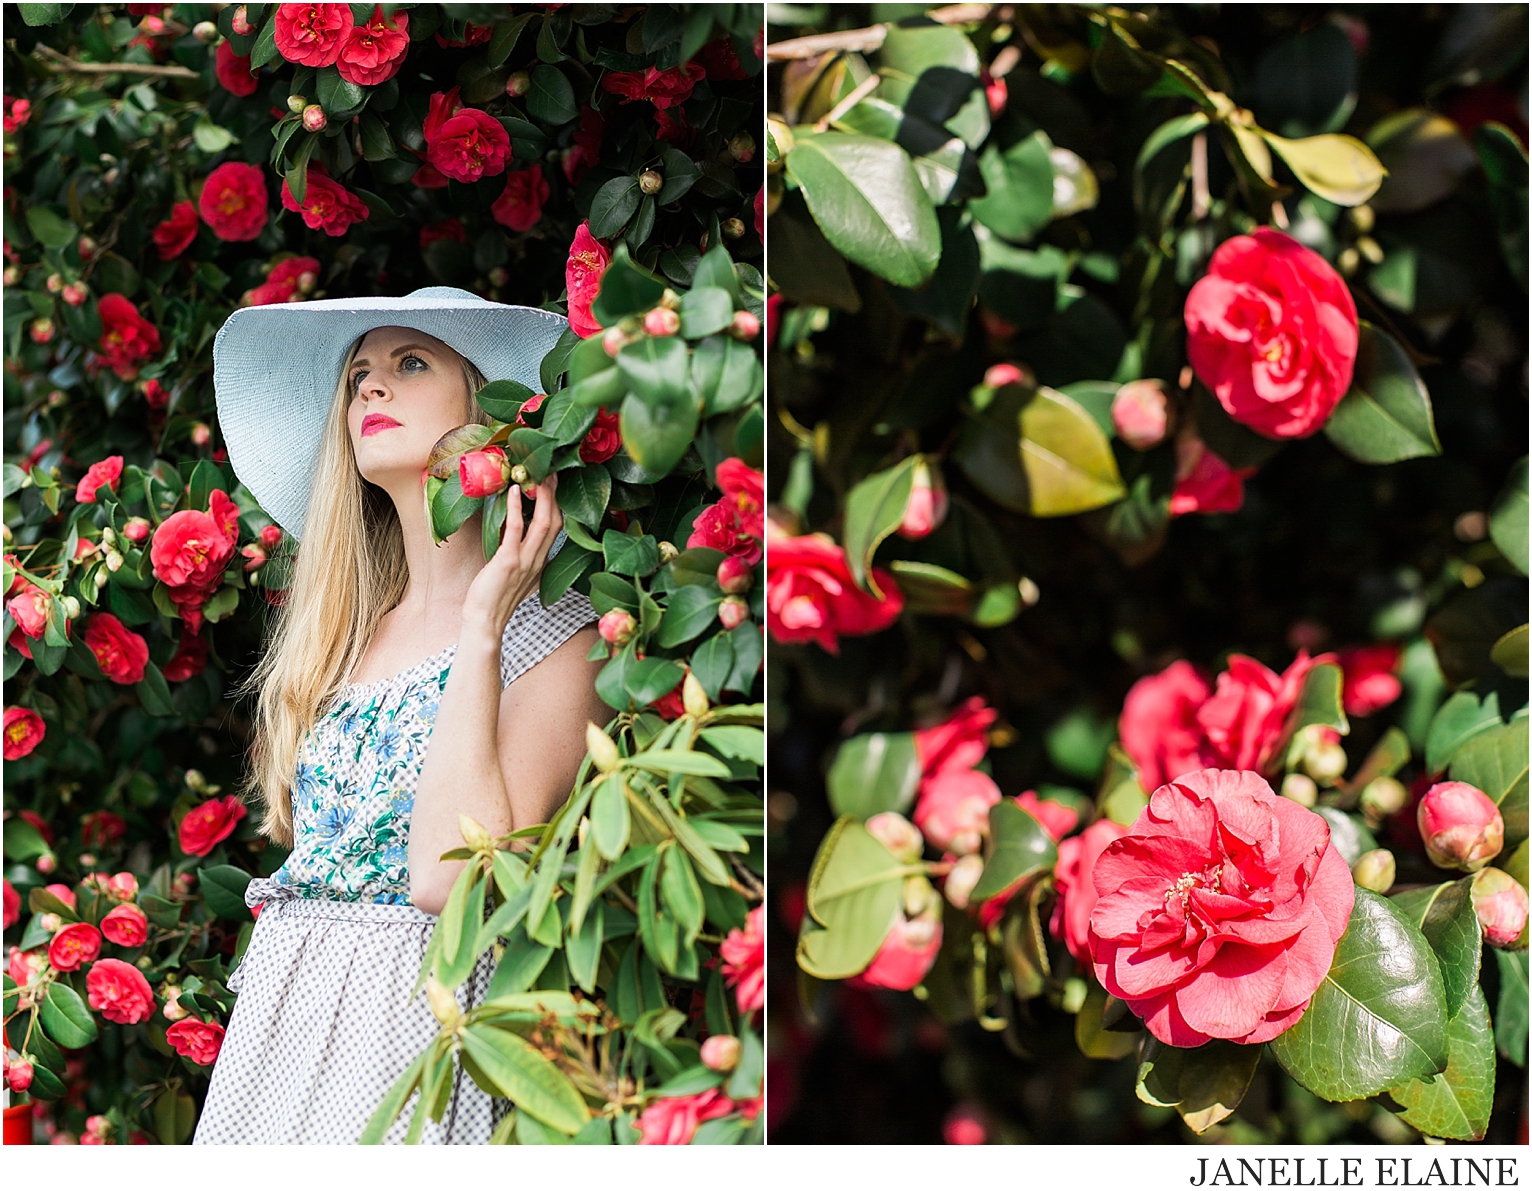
[237,334,490,846]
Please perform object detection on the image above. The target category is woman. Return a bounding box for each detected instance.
[193,287,607,1144]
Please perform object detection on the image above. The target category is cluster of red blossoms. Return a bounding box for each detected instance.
[93,294,162,380]
[415,86,512,187]
[272,3,408,86]
[764,525,903,655]
[148,488,241,633]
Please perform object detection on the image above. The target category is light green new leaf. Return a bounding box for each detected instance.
[1261,131,1387,206]
[1018,388,1126,516]
[842,455,920,595]
[797,817,908,980]
[461,1024,589,1135]
[826,731,920,820]
[1492,624,1529,678]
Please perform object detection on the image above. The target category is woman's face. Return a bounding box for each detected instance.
[346,326,470,489]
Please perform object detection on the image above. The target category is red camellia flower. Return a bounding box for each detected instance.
[2,96,32,134]
[434,23,492,49]
[273,2,353,67]
[95,294,162,380]
[565,222,610,339]
[602,62,706,109]
[419,218,466,252]
[578,409,622,464]
[636,1088,733,1145]
[1088,768,1355,1047]
[719,904,765,1014]
[491,165,549,233]
[426,100,511,184]
[81,810,127,850]
[337,5,409,86]
[2,879,18,930]
[699,37,747,80]
[150,490,240,632]
[562,105,606,185]
[85,957,154,1024]
[653,107,695,149]
[152,200,199,260]
[3,706,45,761]
[1338,643,1402,718]
[244,254,320,306]
[48,922,103,972]
[1119,659,1214,792]
[213,39,258,96]
[84,613,150,685]
[1015,791,1079,842]
[1050,819,1129,962]
[912,697,1001,854]
[687,458,765,564]
[1197,649,1333,775]
[75,455,123,503]
[765,531,903,654]
[198,161,269,242]
[1185,227,1359,440]
[100,903,149,948]
[166,1017,226,1065]
[1168,428,1249,517]
[281,166,369,236]
[178,795,247,857]
[162,632,209,682]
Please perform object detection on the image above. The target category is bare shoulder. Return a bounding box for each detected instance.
[498,624,604,720]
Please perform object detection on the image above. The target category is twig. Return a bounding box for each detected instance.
[816,74,881,131]
[36,45,199,79]
[767,4,995,61]
[1190,132,1210,221]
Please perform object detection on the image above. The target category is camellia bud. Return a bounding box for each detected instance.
[47,389,66,408]
[657,540,679,564]
[78,236,98,258]
[644,307,680,337]
[40,913,61,933]
[287,93,307,115]
[192,20,219,42]
[1295,725,1346,783]
[297,270,318,295]
[718,596,750,630]
[721,217,746,240]
[1280,772,1318,808]
[185,768,206,791]
[602,326,629,357]
[191,423,212,448]
[866,812,924,862]
[302,104,327,133]
[161,986,190,1021]
[943,853,985,909]
[505,71,531,98]
[717,556,753,593]
[729,310,761,341]
[259,524,283,549]
[682,670,709,717]
[903,874,938,918]
[30,318,55,344]
[36,852,56,874]
[1351,848,1396,893]
[60,595,80,620]
[983,362,1030,389]
[425,977,462,1027]
[105,549,122,571]
[638,170,663,195]
[659,288,682,311]
[46,273,64,293]
[728,132,756,163]
[598,609,637,647]
[1360,775,1409,824]
[3,266,21,286]
[487,267,508,288]
[231,5,254,35]
[122,517,151,544]
[1111,379,1170,451]
[1419,780,1504,872]
[509,463,530,487]
[586,722,620,773]
[458,813,494,851]
[6,1055,33,1093]
[241,544,267,572]
[700,1034,741,1072]
[94,569,109,590]
[62,283,88,307]
[1470,867,1528,948]
[897,457,948,541]
[459,446,511,499]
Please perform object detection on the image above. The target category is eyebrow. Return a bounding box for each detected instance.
[350,343,439,369]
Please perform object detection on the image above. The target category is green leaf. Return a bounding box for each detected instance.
[461,1024,589,1134]
[4,816,51,862]
[1288,661,1349,739]
[17,4,64,26]
[969,131,1055,244]
[474,378,536,421]
[555,463,610,529]
[589,176,642,239]
[970,801,1058,903]
[359,1048,430,1144]
[679,287,735,340]
[249,12,281,69]
[842,455,920,596]
[136,661,174,717]
[624,658,684,708]
[1449,722,1528,849]
[1390,878,1481,1020]
[1389,985,1495,1141]
[590,774,630,861]
[691,244,742,304]
[617,336,689,408]
[316,66,365,115]
[1270,889,1448,1101]
[40,981,99,1049]
[1136,111,1211,175]
[591,246,666,325]
[539,388,599,447]
[153,1089,196,1145]
[540,542,598,607]
[826,731,920,820]
[1426,690,1503,774]
[619,391,698,478]
[1076,979,1139,1060]
[1492,624,1529,678]
[527,64,578,126]
[26,207,75,249]
[656,585,720,648]
[660,847,705,946]
[797,817,908,980]
[698,725,764,767]
[784,133,941,288]
[197,865,254,921]
[630,749,732,778]
[1493,949,1528,1066]
[1323,323,1441,463]
[1261,131,1386,206]
[691,335,761,417]
[602,530,660,577]
[1136,1038,1262,1134]
[1490,457,1528,576]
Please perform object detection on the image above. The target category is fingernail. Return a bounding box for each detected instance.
[509,484,520,500]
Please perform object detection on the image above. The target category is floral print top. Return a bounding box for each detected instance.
[266,587,595,905]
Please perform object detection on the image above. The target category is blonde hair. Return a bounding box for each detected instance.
[237,333,490,846]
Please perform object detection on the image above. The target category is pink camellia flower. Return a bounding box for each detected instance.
[4,705,45,761]
[244,255,321,307]
[281,166,369,237]
[1014,791,1079,841]
[3,96,32,134]
[336,4,408,86]
[1185,228,1359,440]
[6,1056,33,1093]
[152,200,199,260]
[427,102,511,184]
[717,556,753,594]
[636,1087,733,1145]
[150,491,239,633]
[100,902,149,947]
[897,459,948,540]
[1418,781,1504,872]
[459,446,510,498]
[912,697,1000,854]
[178,795,247,858]
[765,531,903,654]
[273,2,353,67]
[1338,643,1402,718]
[43,883,76,910]
[1112,379,1170,450]
[84,613,150,685]
[1088,768,1355,1047]
[565,222,611,338]
[866,812,924,862]
[491,165,550,233]
[48,922,103,972]
[1469,867,1527,948]
[104,871,138,901]
[7,578,50,639]
[213,38,258,96]
[688,458,766,564]
[9,946,47,990]
[853,912,943,990]
[1050,819,1129,962]
[1119,660,1214,793]
[198,161,269,243]
[2,879,18,930]
[1169,427,1249,517]
[165,1017,226,1065]
[1196,649,1333,776]
[719,904,764,1015]
[75,455,123,503]
[597,609,636,647]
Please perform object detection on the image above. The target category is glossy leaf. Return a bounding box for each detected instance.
[589,774,630,861]
[1018,388,1127,516]
[1136,1038,1261,1134]
[1389,985,1495,1141]
[1490,456,1528,575]
[679,287,734,340]
[590,247,666,325]
[826,731,920,820]
[1426,689,1503,775]
[1449,722,1529,849]
[1076,979,1139,1060]
[526,64,577,126]
[619,391,698,477]
[797,816,908,980]
[969,131,1055,243]
[40,981,99,1049]
[1493,949,1528,1066]
[197,865,254,921]
[971,801,1058,903]
[842,455,920,595]
[1261,131,1386,206]
[1391,877,1481,1019]
[555,464,611,528]
[1324,323,1441,463]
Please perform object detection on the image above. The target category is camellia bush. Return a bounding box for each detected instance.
[765,3,1527,1145]
[3,1,763,1146]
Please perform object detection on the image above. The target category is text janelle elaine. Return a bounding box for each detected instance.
[1191,1158,1521,1187]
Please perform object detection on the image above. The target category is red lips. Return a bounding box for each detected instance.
[361,413,401,436]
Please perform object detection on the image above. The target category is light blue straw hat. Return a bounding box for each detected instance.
[213,286,567,540]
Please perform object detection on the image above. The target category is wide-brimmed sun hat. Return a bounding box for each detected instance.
[214,286,567,539]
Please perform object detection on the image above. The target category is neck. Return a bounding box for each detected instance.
[382,473,487,616]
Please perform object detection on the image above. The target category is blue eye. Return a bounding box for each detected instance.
[401,355,427,372]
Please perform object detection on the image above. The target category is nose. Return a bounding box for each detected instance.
[358,371,391,403]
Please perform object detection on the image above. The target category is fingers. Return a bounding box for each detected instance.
[522,472,559,560]
[497,483,524,561]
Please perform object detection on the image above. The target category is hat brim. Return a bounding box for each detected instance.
[213,287,567,540]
